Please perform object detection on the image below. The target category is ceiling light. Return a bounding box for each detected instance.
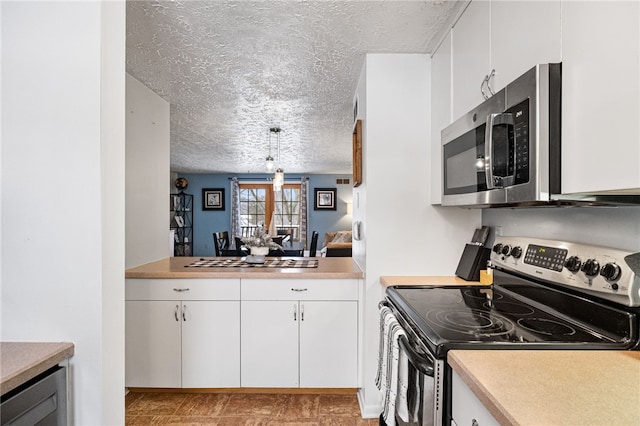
[270,127,284,191]
[265,129,275,172]
[273,168,284,192]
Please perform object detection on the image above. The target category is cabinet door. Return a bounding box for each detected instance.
[299,301,358,388]
[125,301,181,387]
[490,0,561,91]
[241,300,299,387]
[430,30,452,205]
[451,0,490,119]
[451,370,498,426]
[181,301,240,388]
[561,0,640,194]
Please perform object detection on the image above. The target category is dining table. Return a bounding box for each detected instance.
[222,240,305,257]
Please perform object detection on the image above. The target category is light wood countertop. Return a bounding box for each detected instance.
[448,350,640,426]
[1,342,74,395]
[380,275,483,287]
[126,256,363,279]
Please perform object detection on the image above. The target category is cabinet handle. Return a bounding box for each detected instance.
[291,288,308,292]
[173,288,190,292]
[480,75,489,100]
[301,304,304,321]
[174,305,179,321]
[293,304,297,321]
[182,304,187,321]
[480,69,496,100]
[487,69,496,96]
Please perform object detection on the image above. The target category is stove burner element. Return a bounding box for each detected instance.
[426,309,516,338]
[484,300,535,316]
[517,318,577,337]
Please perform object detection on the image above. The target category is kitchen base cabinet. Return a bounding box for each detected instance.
[241,301,300,387]
[125,279,241,388]
[181,301,240,388]
[241,279,360,388]
[299,301,358,388]
[126,300,182,388]
[126,300,240,388]
[451,369,498,426]
[241,300,358,388]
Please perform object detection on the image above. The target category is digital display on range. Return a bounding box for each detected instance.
[524,244,568,271]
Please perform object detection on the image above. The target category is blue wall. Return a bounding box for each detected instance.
[177,173,353,257]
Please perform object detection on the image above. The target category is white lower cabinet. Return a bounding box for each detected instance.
[126,300,182,387]
[241,300,299,387]
[241,279,359,388]
[451,370,498,426]
[125,279,241,388]
[181,301,240,387]
[125,277,359,389]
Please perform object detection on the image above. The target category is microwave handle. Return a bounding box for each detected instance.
[484,112,515,189]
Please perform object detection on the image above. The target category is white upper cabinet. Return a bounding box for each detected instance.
[451,0,490,120]
[490,1,561,91]
[561,1,640,194]
[450,0,561,120]
[430,31,452,205]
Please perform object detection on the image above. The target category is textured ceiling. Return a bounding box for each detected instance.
[126,1,465,174]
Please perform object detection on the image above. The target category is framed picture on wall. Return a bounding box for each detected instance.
[314,188,336,210]
[202,188,225,210]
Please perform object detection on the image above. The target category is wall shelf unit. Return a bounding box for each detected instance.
[170,192,193,256]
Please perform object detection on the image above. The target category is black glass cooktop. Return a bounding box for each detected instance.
[386,273,636,358]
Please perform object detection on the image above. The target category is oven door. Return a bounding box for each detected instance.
[394,335,440,426]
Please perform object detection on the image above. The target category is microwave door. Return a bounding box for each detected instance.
[485,112,516,189]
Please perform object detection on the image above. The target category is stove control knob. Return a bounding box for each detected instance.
[511,246,523,259]
[501,245,512,256]
[581,259,600,277]
[493,243,503,254]
[564,256,582,273]
[600,263,622,281]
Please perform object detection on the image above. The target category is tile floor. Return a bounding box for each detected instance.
[125,392,379,425]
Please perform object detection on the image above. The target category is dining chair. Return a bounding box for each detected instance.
[218,231,230,250]
[212,233,221,256]
[234,237,249,257]
[308,231,319,257]
[213,231,230,256]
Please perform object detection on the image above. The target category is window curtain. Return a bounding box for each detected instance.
[299,177,309,247]
[230,177,240,239]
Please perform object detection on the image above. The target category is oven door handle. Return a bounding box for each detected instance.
[398,335,434,377]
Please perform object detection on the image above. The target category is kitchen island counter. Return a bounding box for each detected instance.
[1,342,74,395]
[448,350,640,426]
[126,256,363,279]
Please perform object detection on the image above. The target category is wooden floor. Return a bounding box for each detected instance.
[126,392,379,425]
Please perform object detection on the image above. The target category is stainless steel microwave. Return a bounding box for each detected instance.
[441,63,561,207]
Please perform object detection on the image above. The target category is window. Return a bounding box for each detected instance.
[239,183,301,240]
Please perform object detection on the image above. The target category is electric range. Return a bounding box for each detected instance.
[381,236,640,425]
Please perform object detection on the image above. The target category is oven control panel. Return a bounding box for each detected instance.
[490,236,640,307]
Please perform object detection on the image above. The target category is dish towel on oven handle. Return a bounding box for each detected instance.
[376,305,415,426]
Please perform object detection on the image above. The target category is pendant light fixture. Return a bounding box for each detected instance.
[265,128,275,172]
[271,127,284,191]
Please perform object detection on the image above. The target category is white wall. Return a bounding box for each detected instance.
[354,54,481,417]
[125,74,170,268]
[1,2,125,424]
